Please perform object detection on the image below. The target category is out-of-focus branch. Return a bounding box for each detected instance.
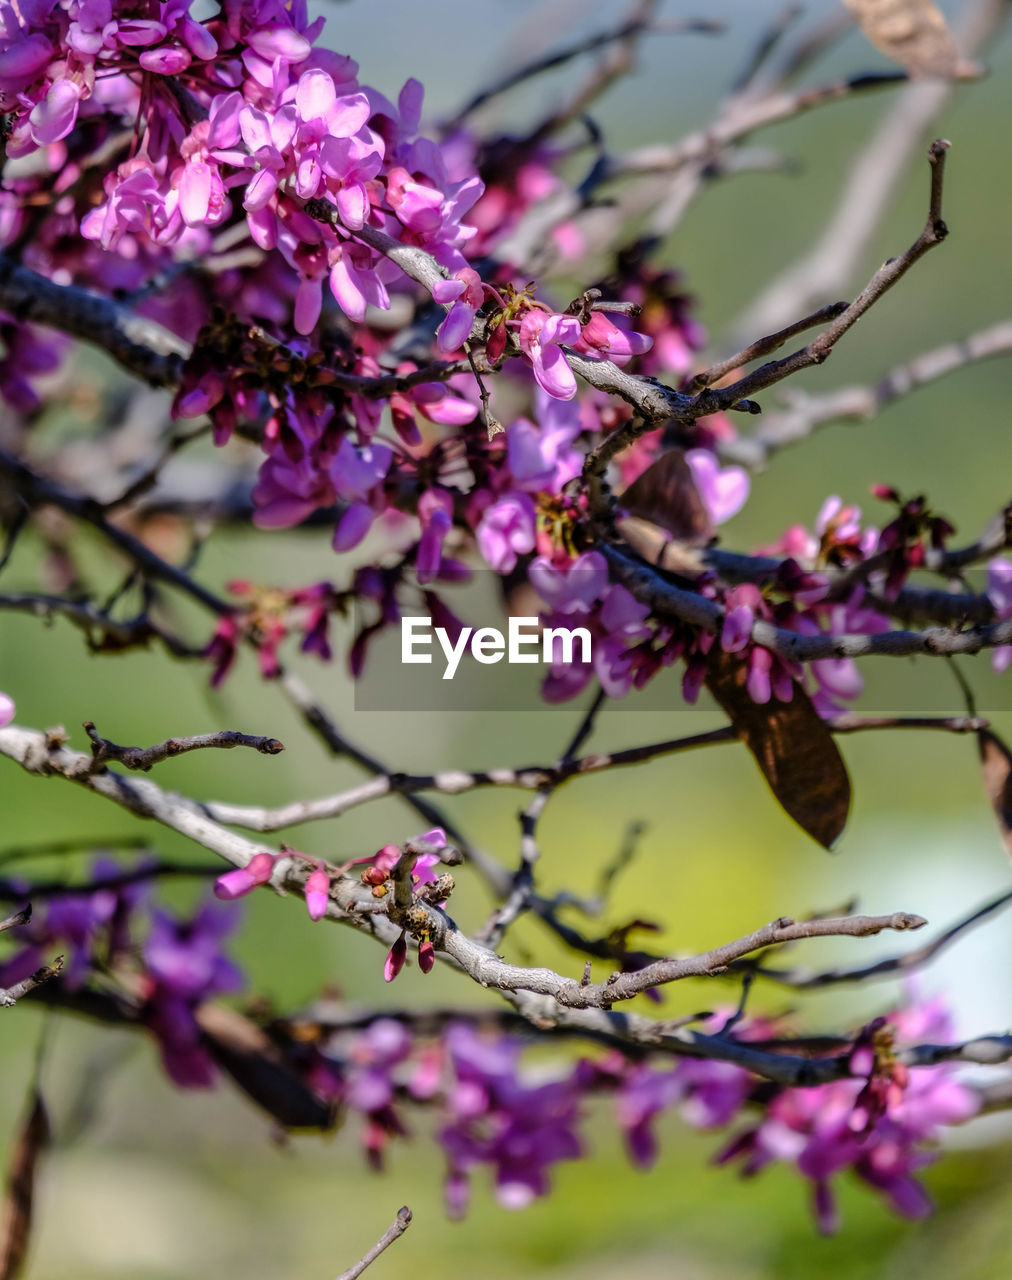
[0,254,188,386]
[334,1207,413,1280]
[719,320,1012,469]
[729,0,1006,346]
[0,592,203,656]
[446,6,722,127]
[0,448,231,616]
[203,714,986,835]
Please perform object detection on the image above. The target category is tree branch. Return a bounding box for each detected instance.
[0,254,188,387]
[82,722,284,773]
[687,139,952,417]
[720,320,1012,469]
[334,1207,413,1280]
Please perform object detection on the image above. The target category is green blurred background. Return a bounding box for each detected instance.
[1,1,1011,1276]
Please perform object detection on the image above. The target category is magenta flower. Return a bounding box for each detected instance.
[304,868,331,921]
[417,489,455,584]
[529,551,608,614]
[506,402,583,496]
[720,585,762,653]
[685,449,749,525]
[475,492,537,573]
[0,690,14,727]
[518,311,582,400]
[433,268,484,351]
[987,558,1012,673]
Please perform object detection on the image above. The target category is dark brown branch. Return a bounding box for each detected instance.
[688,139,952,416]
[82,722,284,773]
[602,541,1012,663]
[334,1207,413,1280]
[0,448,231,616]
[0,255,187,386]
[690,301,849,391]
[0,592,203,656]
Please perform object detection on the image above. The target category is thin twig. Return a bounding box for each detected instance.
[202,713,987,834]
[82,722,284,773]
[687,139,952,417]
[334,1207,413,1280]
[743,886,1012,989]
[690,301,849,391]
[1,956,64,1007]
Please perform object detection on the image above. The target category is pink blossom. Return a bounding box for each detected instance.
[987,558,1012,673]
[573,312,652,365]
[476,492,536,573]
[517,311,582,400]
[433,268,484,352]
[506,396,583,495]
[417,489,455,584]
[684,449,749,525]
[0,691,14,727]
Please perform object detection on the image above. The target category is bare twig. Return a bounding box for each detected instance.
[478,685,608,948]
[744,886,1012,989]
[687,139,952,417]
[690,301,849,391]
[0,905,31,933]
[0,448,231,617]
[202,713,986,834]
[1,956,64,1007]
[82,722,284,773]
[334,1206,413,1280]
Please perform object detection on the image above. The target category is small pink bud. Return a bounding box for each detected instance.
[384,932,407,982]
[305,868,330,921]
[418,937,435,973]
[213,852,275,900]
